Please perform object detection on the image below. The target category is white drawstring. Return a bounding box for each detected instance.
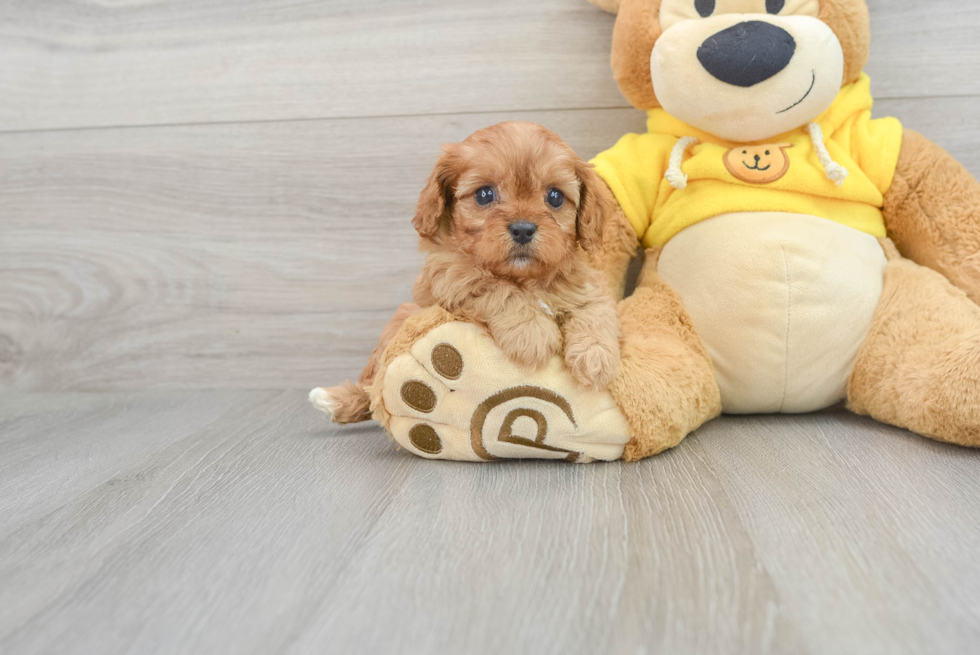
[665,136,700,190]
[807,122,849,187]
[667,126,847,189]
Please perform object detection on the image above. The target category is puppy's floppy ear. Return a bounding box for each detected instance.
[413,144,459,239]
[574,158,611,254]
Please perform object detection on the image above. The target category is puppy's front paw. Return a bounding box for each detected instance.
[564,334,620,390]
[494,314,562,370]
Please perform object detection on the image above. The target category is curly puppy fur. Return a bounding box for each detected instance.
[311,302,420,425]
[412,121,622,390]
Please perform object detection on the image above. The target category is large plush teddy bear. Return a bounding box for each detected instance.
[323,0,980,462]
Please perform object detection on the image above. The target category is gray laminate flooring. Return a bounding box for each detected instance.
[2,0,979,652]
[2,393,979,653]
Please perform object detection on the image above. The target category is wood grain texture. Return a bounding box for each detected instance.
[697,412,980,654]
[1,393,978,654]
[0,0,620,132]
[1,107,649,391]
[0,0,977,132]
[3,97,979,391]
[864,0,980,100]
[1,2,979,651]
[0,389,274,539]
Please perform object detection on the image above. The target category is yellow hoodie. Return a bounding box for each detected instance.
[591,74,903,248]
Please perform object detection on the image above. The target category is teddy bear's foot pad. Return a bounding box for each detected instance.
[379,322,630,463]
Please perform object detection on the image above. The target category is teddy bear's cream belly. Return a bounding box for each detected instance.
[657,212,887,414]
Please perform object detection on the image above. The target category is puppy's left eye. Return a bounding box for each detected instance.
[475,186,496,206]
[546,188,565,209]
[766,0,785,13]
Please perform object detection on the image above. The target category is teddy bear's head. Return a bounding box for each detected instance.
[589,0,870,142]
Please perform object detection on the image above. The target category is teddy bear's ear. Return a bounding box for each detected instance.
[586,0,621,13]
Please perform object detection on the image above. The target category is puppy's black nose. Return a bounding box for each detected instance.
[697,21,796,88]
[509,221,537,245]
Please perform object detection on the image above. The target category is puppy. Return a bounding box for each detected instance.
[312,122,621,424]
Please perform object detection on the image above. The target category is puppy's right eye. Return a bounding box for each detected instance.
[475,186,496,206]
[546,188,565,209]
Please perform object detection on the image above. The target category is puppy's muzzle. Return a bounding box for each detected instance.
[509,221,537,245]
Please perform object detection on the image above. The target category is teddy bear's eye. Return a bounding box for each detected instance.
[695,0,715,18]
[766,0,785,13]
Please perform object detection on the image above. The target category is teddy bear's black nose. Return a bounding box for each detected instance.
[697,21,796,88]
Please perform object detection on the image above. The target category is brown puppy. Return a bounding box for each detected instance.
[312,122,621,424]
[412,121,621,381]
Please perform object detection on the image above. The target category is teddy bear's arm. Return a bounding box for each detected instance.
[587,188,642,301]
[882,129,980,304]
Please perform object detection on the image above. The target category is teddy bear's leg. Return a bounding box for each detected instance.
[611,251,723,462]
[848,241,980,446]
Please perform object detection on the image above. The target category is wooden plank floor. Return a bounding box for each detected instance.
[2,0,980,652]
[1,393,979,654]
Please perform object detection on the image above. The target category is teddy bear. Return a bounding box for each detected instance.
[325,0,980,462]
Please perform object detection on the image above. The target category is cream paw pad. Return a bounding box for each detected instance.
[375,321,630,463]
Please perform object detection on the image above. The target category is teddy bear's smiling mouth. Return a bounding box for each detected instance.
[777,70,817,115]
[743,161,772,171]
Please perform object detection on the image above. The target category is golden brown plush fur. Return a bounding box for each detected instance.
[579,191,721,460]
[883,129,980,305]
[849,241,980,446]
[608,0,664,111]
[412,122,622,390]
[597,0,870,110]
[613,258,722,461]
[817,0,870,84]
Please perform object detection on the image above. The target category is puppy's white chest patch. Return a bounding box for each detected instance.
[657,212,887,414]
